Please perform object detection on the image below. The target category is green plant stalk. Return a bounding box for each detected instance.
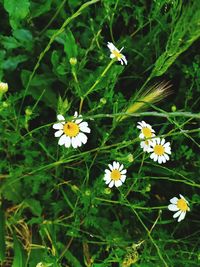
[17,0,100,128]
[0,208,6,262]
[83,59,114,98]
[79,59,114,112]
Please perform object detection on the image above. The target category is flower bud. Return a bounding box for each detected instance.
[104,188,111,195]
[0,82,8,94]
[100,98,107,105]
[25,107,32,116]
[171,105,176,112]
[69,57,77,66]
[127,153,134,163]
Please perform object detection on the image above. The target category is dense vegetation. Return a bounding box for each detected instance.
[0,0,200,266]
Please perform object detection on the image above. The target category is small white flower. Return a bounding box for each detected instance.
[53,111,91,148]
[103,161,127,188]
[140,140,153,152]
[148,137,171,164]
[168,194,190,222]
[137,121,155,152]
[107,42,127,65]
[137,121,155,139]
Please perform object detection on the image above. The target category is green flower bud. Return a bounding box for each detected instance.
[171,105,176,112]
[25,107,32,116]
[104,188,111,195]
[100,98,107,105]
[69,57,77,66]
[2,101,8,108]
[0,82,8,93]
[85,189,91,196]
[127,153,134,163]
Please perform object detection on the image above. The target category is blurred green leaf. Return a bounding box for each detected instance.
[25,199,42,216]
[30,0,52,19]
[1,55,28,70]
[64,30,78,60]
[0,36,21,50]
[3,0,30,29]
[21,70,57,108]
[12,234,26,267]
[13,29,33,51]
[0,208,6,262]
[46,29,78,60]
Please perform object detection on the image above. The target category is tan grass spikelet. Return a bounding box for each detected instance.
[118,81,172,122]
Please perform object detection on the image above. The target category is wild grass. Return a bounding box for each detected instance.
[0,0,200,267]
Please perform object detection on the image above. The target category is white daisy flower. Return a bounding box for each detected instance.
[103,161,127,188]
[107,42,127,65]
[53,111,91,148]
[140,140,153,153]
[168,194,190,222]
[137,121,155,152]
[148,137,171,164]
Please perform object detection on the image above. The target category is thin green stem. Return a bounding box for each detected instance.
[82,60,114,98]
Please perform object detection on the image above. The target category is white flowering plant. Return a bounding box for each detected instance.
[0,1,199,267]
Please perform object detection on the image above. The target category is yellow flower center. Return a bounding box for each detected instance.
[110,169,121,181]
[142,127,152,138]
[154,145,164,156]
[177,199,188,212]
[112,50,122,59]
[145,140,149,145]
[63,122,79,137]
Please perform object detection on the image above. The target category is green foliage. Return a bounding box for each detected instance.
[0,209,6,262]
[151,1,200,78]
[0,0,200,266]
[12,234,26,267]
[3,0,30,29]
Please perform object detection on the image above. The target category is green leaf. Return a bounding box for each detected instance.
[12,234,26,267]
[25,199,42,216]
[0,36,21,50]
[46,29,78,60]
[3,0,30,29]
[21,70,57,108]
[13,29,33,51]
[0,208,6,262]
[151,2,200,77]
[30,0,52,19]
[64,30,78,60]
[64,250,82,267]
[1,55,28,70]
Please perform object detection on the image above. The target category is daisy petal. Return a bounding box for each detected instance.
[177,211,186,222]
[170,197,178,204]
[115,180,122,187]
[113,161,117,169]
[108,180,114,188]
[119,164,124,171]
[53,123,63,130]
[54,130,63,137]
[168,204,179,211]
[57,114,65,121]
[121,169,127,174]
[72,137,78,148]
[65,136,71,148]
[58,135,67,146]
[120,175,126,183]
[115,162,120,169]
[173,210,182,219]
[108,164,113,171]
[105,169,111,175]
[105,177,111,184]
[78,132,88,144]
